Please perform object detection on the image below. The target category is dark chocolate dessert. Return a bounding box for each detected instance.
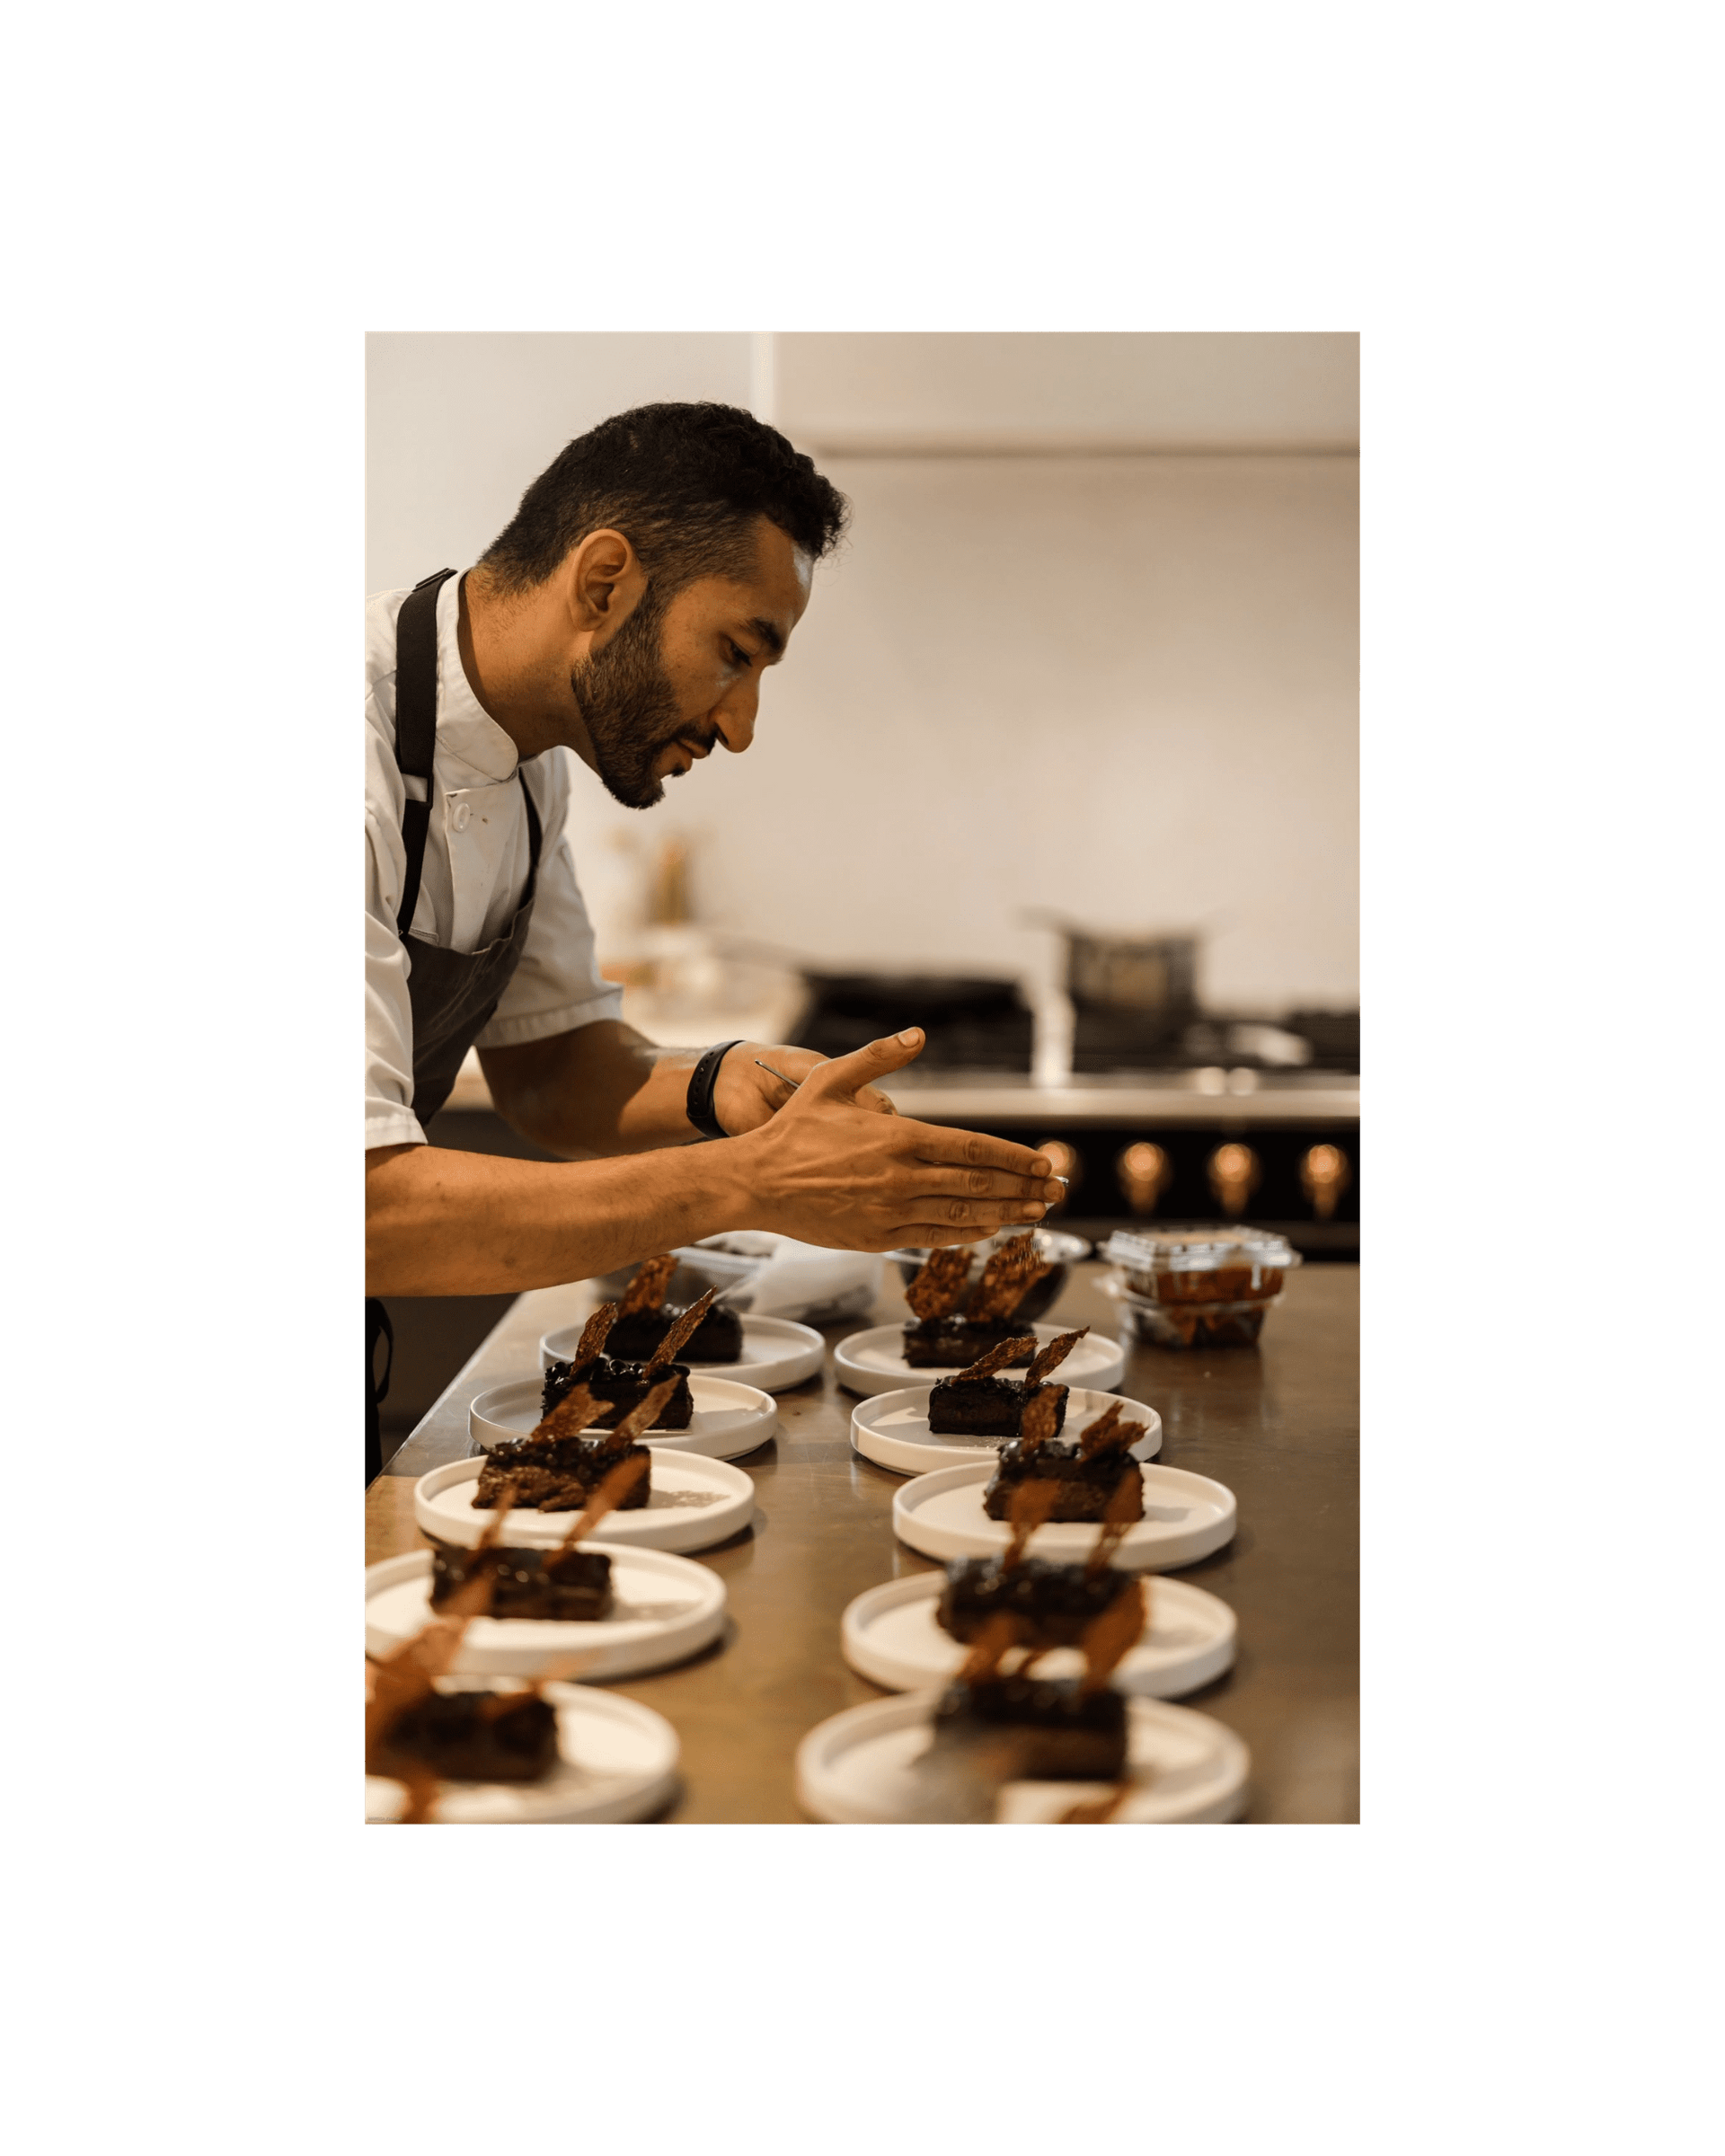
[982,1399,1146,1524]
[926,1674,1128,1780]
[609,1301,744,1364]
[543,1355,694,1430]
[608,1252,743,1362]
[473,1432,652,1512]
[903,1319,1035,1369]
[483,1381,677,1513]
[372,1687,560,1784]
[936,1554,1134,1648]
[429,1541,615,1621]
[538,1292,721,1431]
[926,1328,1088,1439]
[900,1233,1055,1367]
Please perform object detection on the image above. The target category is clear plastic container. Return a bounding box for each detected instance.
[1101,1225,1300,1307]
[1117,1290,1279,1350]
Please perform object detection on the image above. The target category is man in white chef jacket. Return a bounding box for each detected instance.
[365,402,1061,1474]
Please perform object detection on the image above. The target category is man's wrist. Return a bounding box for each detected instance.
[686,1039,744,1140]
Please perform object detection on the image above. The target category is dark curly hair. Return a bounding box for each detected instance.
[479,402,849,597]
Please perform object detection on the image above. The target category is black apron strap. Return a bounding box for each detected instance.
[394,570,456,937]
[365,1296,394,1484]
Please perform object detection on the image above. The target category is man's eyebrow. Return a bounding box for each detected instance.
[745,616,786,660]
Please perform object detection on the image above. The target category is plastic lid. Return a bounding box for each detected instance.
[1101,1225,1300,1273]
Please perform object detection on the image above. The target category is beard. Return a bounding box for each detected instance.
[569,591,695,810]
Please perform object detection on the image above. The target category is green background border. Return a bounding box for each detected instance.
[13,0,1707,2147]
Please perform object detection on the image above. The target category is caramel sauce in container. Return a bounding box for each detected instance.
[1101,1226,1300,1318]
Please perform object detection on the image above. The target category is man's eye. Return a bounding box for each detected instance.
[728,641,752,669]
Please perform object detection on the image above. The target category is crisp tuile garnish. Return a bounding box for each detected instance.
[1057,1783,1134,1824]
[598,1375,681,1447]
[1078,1576,1146,1693]
[1003,1479,1062,1569]
[571,1302,619,1365]
[952,1334,1039,1383]
[1016,1385,1065,1459]
[1026,1327,1088,1385]
[645,1286,720,1374]
[905,1245,974,1321]
[1077,1401,1147,1460]
[364,1567,499,1823]
[956,1611,1021,1683]
[553,1450,651,1553]
[619,1255,678,1317]
[1086,1471,1146,1573]
[966,1233,1054,1322]
[527,1381,615,1445]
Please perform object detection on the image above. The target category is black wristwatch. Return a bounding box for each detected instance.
[686,1039,745,1141]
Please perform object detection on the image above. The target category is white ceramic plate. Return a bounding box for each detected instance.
[795,1690,1248,1824]
[851,1384,1163,1477]
[839,1571,1235,1698]
[540,1313,825,1393]
[470,1374,776,1461]
[364,1545,726,1679]
[892,1460,1236,1572]
[415,1450,755,1554]
[366,1679,679,1825]
[834,1321,1126,1399]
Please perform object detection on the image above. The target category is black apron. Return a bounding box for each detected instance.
[367,570,542,1480]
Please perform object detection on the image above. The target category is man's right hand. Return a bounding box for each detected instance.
[723,1028,1063,1251]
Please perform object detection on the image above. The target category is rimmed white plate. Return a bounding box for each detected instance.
[366,1679,679,1824]
[834,1322,1126,1399]
[892,1460,1236,1572]
[795,1690,1248,1824]
[364,1546,726,1679]
[415,1450,755,1554]
[470,1375,776,1461]
[839,1571,1235,1697]
[540,1313,825,1393]
[851,1384,1162,1477]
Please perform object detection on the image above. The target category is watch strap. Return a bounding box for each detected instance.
[686,1039,745,1141]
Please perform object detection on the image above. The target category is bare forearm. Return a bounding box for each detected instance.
[478,1022,702,1157]
[365,1140,748,1295]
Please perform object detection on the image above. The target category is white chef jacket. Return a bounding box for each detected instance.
[365,573,624,1151]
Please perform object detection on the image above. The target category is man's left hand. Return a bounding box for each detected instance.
[711,1041,898,1135]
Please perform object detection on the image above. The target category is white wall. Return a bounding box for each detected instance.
[366,333,753,596]
[367,335,1358,1015]
[774,331,1359,453]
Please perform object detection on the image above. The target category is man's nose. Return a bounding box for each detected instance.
[713,681,758,754]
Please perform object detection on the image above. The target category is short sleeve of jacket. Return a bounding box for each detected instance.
[474,747,624,1048]
[366,790,426,1152]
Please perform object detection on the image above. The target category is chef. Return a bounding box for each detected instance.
[365,402,1061,1477]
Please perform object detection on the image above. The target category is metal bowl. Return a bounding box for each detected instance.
[887,1226,1092,1325]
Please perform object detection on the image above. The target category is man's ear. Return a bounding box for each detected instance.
[563,528,647,642]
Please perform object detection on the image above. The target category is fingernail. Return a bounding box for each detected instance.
[1031,1157,1051,1175]
[897,1028,922,1046]
[1020,1204,1046,1220]
[1044,1181,1064,1200]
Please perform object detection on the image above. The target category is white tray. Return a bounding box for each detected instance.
[540,1313,825,1393]
[892,1460,1236,1572]
[795,1690,1248,1824]
[415,1450,754,1554]
[834,1321,1126,1398]
[470,1374,775,1461]
[366,1679,678,1824]
[851,1384,1162,1477]
[364,1546,726,1679]
[840,1571,1235,1697]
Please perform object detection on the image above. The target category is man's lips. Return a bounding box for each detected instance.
[664,735,716,774]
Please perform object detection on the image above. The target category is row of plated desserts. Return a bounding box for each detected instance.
[365,1231,1243,1822]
